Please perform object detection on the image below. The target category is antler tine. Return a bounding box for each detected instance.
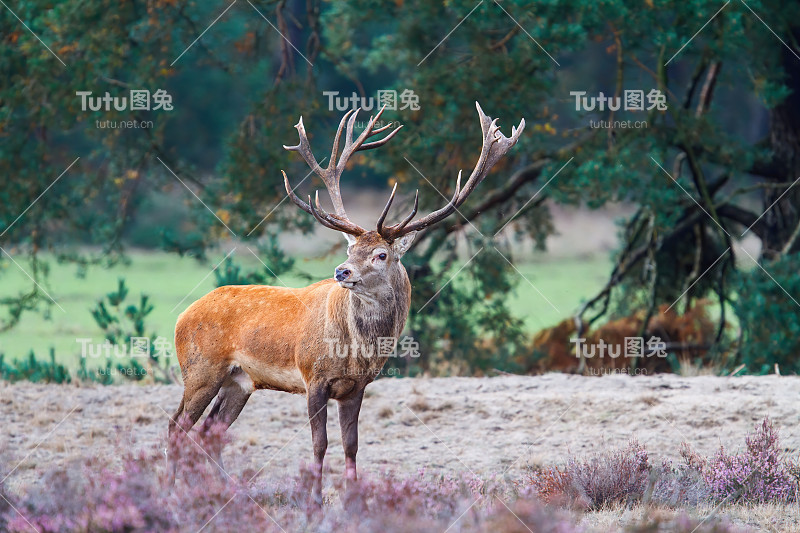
[360,124,403,152]
[283,170,314,215]
[282,117,326,179]
[307,193,341,231]
[376,182,398,233]
[395,189,419,231]
[371,121,395,134]
[282,107,407,240]
[376,184,420,241]
[338,105,399,164]
[343,108,360,157]
[309,191,365,237]
[454,102,525,208]
[378,103,523,240]
[379,172,461,240]
[329,108,357,175]
[387,189,419,233]
[351,105,386,148]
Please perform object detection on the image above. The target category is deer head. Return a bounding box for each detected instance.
[282,102,525,295]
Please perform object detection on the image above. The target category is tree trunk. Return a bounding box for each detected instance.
[762,28,800,257]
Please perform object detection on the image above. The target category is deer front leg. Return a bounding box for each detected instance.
[337,389,364,481]
[307,383,329,505]
[338,388,366,513]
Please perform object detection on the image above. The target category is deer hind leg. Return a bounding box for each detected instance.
[193,368,252,474]
[307,383,330,506]
[170,360,229,438]
[203,366,252,430]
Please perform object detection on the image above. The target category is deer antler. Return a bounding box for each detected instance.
[282,105,403,239]
[377,102,525,241]
[283,103,524,243]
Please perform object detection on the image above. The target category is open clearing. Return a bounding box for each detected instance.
[0,200,623,361]
[3,374,799,492]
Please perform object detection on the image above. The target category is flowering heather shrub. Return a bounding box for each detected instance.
[567,439,650,509]
[526,440,650,510]
[0,421,780,532]
[5,421,280,532]
[249,465,582,532]
[2,421,582,533]
[649,458,710,507]
[701,417,795,504]
[248,466,583,532]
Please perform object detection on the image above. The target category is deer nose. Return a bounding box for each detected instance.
[334,268,351,281]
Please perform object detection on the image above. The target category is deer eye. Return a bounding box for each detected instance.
[377,253,387,261]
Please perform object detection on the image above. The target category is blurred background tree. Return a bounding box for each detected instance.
[3,0,800,374]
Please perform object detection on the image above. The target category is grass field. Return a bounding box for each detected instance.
[0,248,612,365]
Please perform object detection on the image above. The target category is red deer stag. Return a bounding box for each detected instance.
[170,103,524,501]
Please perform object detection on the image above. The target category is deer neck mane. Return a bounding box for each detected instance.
[347,266,410,340]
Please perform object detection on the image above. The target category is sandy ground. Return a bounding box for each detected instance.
[2,373,799,496]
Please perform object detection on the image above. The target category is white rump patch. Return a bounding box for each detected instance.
[228,364,255,394]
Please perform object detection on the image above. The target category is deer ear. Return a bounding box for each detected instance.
[342,233,357,246]
[391,232,416,258]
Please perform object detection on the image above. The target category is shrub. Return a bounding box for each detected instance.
[648,457,710,507]
[524,465,574,505]
[3,423,768,533]
[5,421,275,533]
[526,440,650,509]
[88,279,172,383]
[213,236,295,288]
[0,348,70,383]
[568,439,650,509]
[2,418,582,533]
[702,417,795,504]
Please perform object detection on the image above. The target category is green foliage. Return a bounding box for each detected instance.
[5,0,800,374]
[0,348,70,383]
[214,236,295,287]
[89,278,170,383]
[0,343,151,385]
[75,357,149,384]
[398,233,527,375]
[90,278,153,343]
[76,357,114,385]
[732,254,800,374]
[214,256,262,286]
